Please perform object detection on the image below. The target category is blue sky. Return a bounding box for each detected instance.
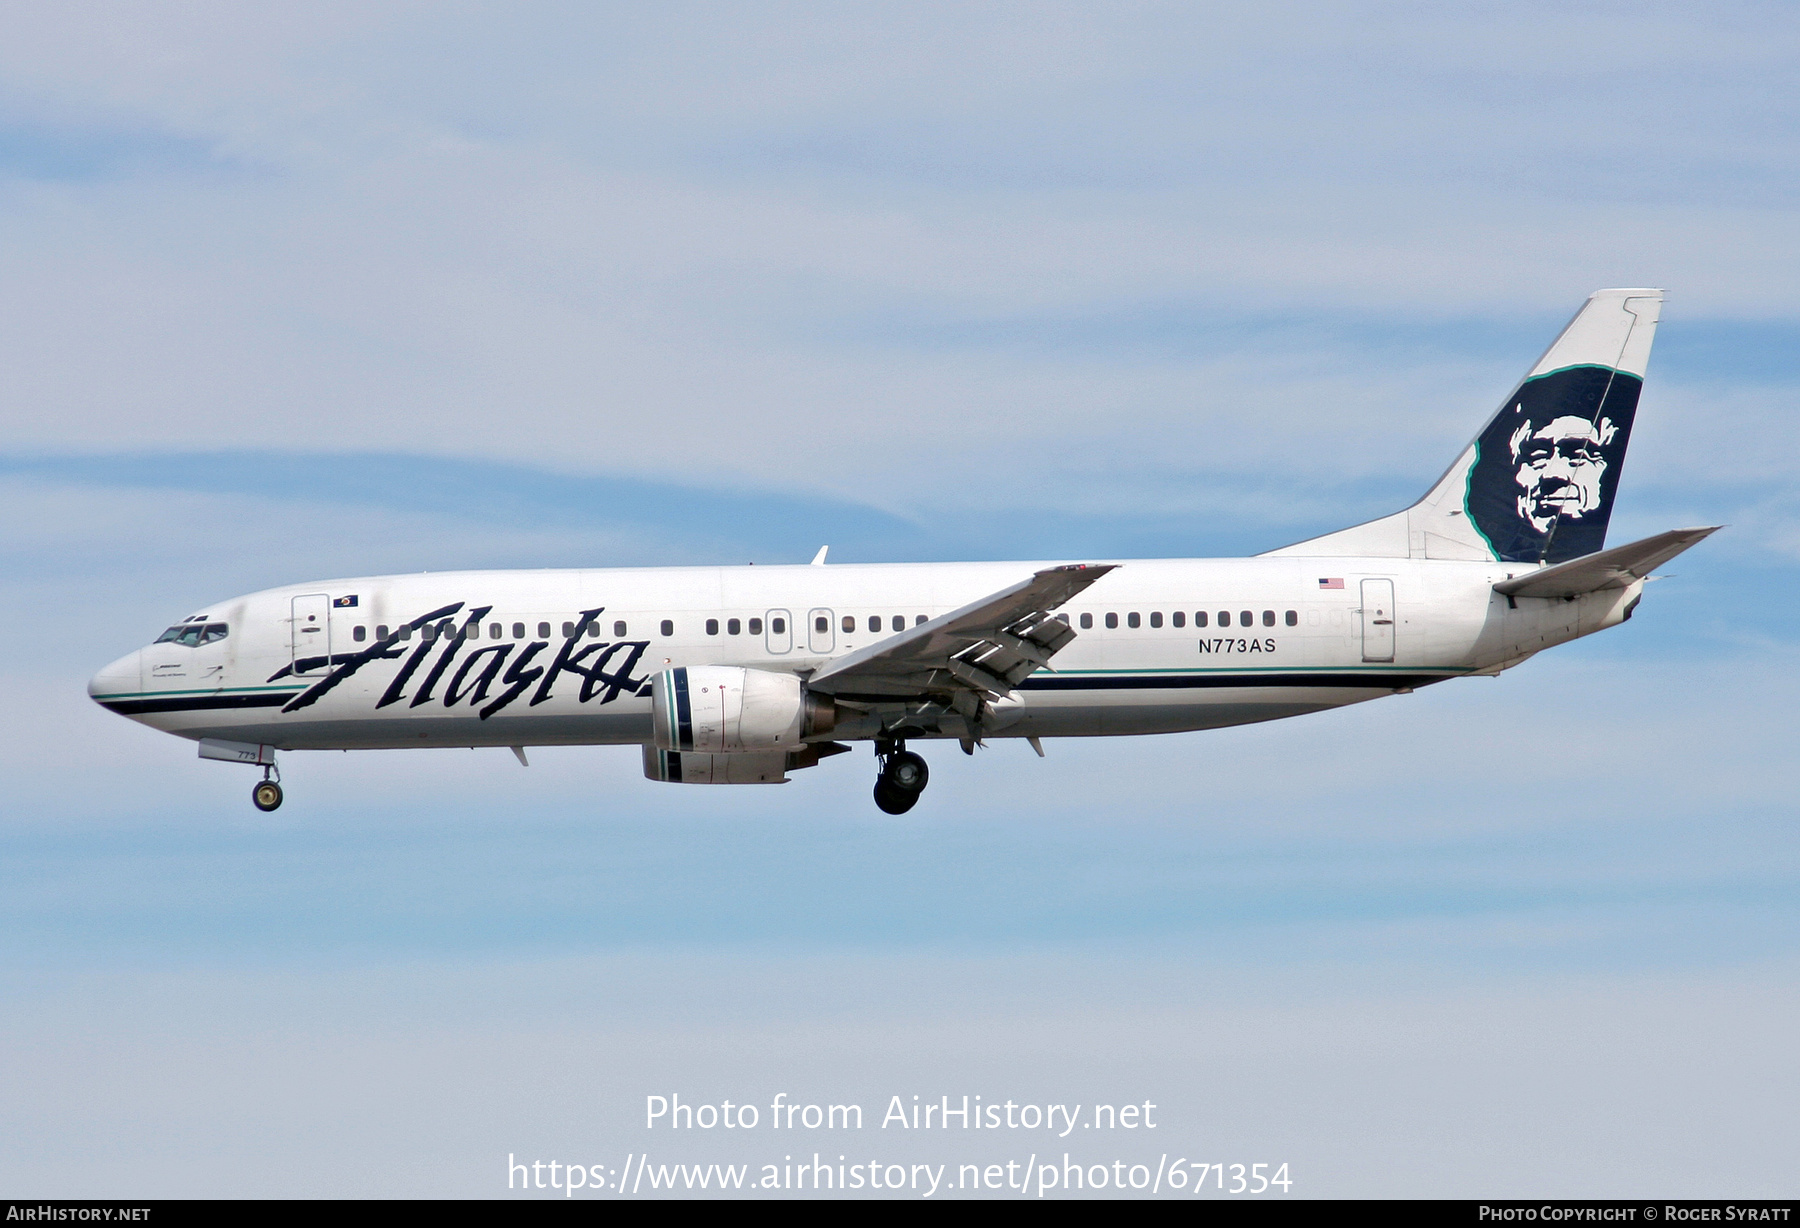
[2,1,1798,1198]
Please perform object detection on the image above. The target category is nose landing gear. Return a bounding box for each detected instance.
[252,765,283,812]
[873,742,929,814]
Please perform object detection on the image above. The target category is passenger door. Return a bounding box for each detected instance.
[291,593,333,675]
[1360,578,1395,663]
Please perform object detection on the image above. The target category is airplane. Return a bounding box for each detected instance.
[88,288,1717,815]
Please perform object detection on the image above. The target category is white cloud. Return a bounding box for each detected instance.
[0,1,1794,510]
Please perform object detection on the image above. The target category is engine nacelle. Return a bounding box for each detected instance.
[650,665,835,754]
[642,742,851,785]
[643,747,790,784]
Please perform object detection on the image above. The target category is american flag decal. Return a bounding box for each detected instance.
[1318,578,1344,589]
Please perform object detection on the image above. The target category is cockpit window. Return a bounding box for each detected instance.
[154,623,228,648]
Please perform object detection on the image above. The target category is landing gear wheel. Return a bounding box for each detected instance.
[873,777,919,815]
[252,780,284,812]
[872,746,928,813]
[886,750,929,794]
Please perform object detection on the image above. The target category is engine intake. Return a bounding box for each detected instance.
[651,666,835,754]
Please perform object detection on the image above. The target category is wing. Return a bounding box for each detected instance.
[807,563,1117,704]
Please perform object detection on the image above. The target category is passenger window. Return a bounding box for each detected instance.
[1262,610,1275,627]
[815,616,829,634]
[916,615,927,625]
[660,620,674,637]
[1172,611,1185,628]
[422,624,436,644]
[1127,612,1141,629]
[842,615,854,633]
[399,625,413,642]
[1196,612,1207,627]
[749,618,763,635]
[1105,612,1119,629]
[706,619,720,636]
[353,626,367,643]
[1285,610,1298,626]
[537,622,551,639]
[727,618,741,635]
[1149,612,1163,628]
[489,623,502,639]
[888,615,901,632]
[1080,613,1093,629]
[562,622,575,637]
[376,625,390,642]
[866,616,878,633]
[512,622,525,639]
[587,622,602,638]
[771,618,785,635]
[614,620,628,637]
[1218,611,1229,627]
[1239,611,1253,627]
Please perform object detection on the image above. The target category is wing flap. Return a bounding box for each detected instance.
[1493,526,1720,598]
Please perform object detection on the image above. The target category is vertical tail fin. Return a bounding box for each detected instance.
[1266,289,1663,563]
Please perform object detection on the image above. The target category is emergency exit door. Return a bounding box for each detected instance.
[765,608,793,654]
[1360,578,1395,663]
[807,608,834,654]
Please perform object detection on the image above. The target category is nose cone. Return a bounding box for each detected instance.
[88,650,142,708]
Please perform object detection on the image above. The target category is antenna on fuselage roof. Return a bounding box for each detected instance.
[811,545,829,565]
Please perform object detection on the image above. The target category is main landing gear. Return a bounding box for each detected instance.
[252,765,283,812]
[873,742,929,815]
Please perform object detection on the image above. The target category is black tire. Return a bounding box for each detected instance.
[873,777,918,815]
[252,781,283,812]
[885,750,929,794]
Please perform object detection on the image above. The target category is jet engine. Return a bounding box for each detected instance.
[640,741,850,785]
[650,666,836,754]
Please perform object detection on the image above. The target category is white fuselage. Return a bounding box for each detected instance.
[87,556,1640,753]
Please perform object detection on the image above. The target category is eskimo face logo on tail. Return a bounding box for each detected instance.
[1509,413,1617,535]
[1467,365,1640,564]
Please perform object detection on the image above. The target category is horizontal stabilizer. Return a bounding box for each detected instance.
[1493,526,1720,598]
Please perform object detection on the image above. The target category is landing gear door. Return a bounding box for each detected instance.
[291,593,332,675]
[1360,578,1395,663]
[807,608,834,654]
